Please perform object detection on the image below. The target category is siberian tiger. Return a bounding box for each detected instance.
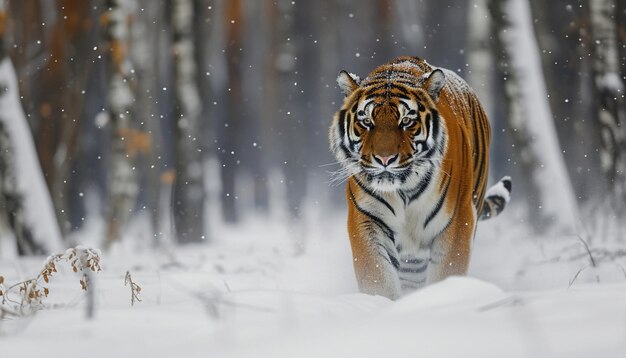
[329,56,511,299]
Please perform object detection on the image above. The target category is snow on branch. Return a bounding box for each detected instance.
[0,246,102,317]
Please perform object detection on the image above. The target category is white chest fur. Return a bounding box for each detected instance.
[356,170,450,256]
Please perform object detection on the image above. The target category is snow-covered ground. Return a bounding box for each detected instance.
[1,209,625,358]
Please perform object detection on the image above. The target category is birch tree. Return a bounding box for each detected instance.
[589,0,626,214]
[528,0,599,201]
[488,0,579,233]
[0,2,63,254]
[0,123,41,255]
[171,0,207,243]
[131,0,164,244]
[103,0,138,247]
[467,0,494,118]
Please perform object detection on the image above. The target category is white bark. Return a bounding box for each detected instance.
[104,0,138,246]
[467,0,494,117]
[589,0,626,207]
[0,59,63,253]
[490,0,579,233]
[131,0,164,245]
[172,0,206,243]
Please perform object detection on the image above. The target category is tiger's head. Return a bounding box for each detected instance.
[329,65,447,192]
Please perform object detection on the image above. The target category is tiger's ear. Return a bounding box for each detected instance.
[425,69,445,101]
[337,70,361,96]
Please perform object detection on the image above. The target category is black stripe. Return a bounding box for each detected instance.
[365,93,383,101]
[387,251,400,270]
[392,92,411,100]
[489,196,505,210]
[472,100,483,161]
[364,83,410,97]
[408,178,430,203]
[354,178,396,216]
[338,109,347,139]
[473,111,486,200]
[398,191,407,206]
[336,111,352,159]
[407,169,432,204]
[393,80,418,87]
[375,245,395,268]
[398,101,410,111]
[338,143,352,160]
[424,176,451,229]
[404,257,425,264]
[502,178,512,192]
[348,185,395,244]
[399,264,428,274]
[471,99,480,171]
[422,112,440,158]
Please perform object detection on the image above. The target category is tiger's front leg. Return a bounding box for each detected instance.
[347,185,401,300]
[426,204,476,284]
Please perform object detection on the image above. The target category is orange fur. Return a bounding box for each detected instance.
[330,57,492,298]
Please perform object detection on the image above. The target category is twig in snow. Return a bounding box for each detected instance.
[569,264,591,287]
[576,234,597,267]
[569,235,602,287]
[124,271,142,306]
[477,296,523,312]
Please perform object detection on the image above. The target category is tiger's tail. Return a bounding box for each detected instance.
[479,176,512,221]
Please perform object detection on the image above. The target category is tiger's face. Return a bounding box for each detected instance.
[329,68,447,192]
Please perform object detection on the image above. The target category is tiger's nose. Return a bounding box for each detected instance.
[374,154,398,167]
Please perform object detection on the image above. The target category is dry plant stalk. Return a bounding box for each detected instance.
[124,271,142,306]
[0,246,102,317]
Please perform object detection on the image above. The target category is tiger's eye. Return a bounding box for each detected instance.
[401,117,413,125]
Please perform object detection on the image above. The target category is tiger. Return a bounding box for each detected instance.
[329,56,511,299]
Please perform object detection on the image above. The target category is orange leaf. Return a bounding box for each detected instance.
[0,275,4,284]
[44,288,49,296]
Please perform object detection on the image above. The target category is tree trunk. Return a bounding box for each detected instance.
[171,0,207,243]
[468,0,499,183]
[23,1,94,235]
[273,0,303,223]
[0,4,63,254]
[589,0,626,214]
[131,0,164,245]
[467,0,494,117]
[6,0,45,130]
[103,0,138,248]
[529,0,600,203]
[220,0,244,223]
[242,0,269,213]
[0,121,41,255]
[488,0,579,233]
[422,0,469,71]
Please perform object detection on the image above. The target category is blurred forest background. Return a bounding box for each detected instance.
[0,0,625,256]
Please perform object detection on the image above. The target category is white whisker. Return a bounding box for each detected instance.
[327,160,361,186]
[318,161,344,168]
